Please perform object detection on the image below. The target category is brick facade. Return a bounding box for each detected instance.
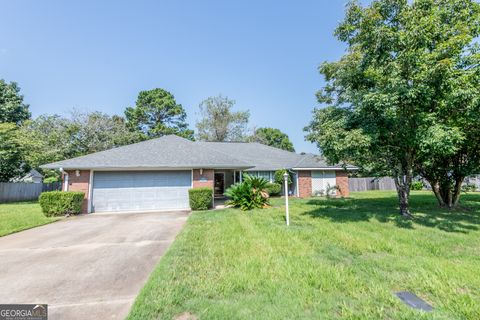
[335,170,349,197]
[65,170,90,213]
[298,170,312,198]
[192,169,214,189]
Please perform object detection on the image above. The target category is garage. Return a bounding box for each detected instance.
[92,171,191,212]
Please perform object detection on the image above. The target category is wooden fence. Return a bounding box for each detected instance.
[349,177,396,192]
[0,182,62,203]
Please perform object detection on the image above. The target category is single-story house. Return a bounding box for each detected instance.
[11,169,44,183]
[41,135,356,213]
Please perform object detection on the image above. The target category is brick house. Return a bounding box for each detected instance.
[42,135,355,213]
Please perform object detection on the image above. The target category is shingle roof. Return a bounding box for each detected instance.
[41,135,356,171]
[41,135,252,170]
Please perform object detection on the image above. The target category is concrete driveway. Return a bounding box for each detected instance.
[0,211,189,319]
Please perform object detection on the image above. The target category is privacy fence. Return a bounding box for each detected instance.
[0,182,62,203]
[349,177,396,192]
[349,175,480,192]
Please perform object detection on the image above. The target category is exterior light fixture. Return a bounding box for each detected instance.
[75,170,80,177]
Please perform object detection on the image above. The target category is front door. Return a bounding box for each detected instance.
[214,173,225,198]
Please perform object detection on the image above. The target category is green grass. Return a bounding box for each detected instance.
[128,191,480,320]
[0,201,61,237]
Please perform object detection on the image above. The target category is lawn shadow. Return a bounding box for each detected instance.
[302,193,480,233]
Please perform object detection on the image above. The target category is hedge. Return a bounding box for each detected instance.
[265,182,282,196]
[39,191,85,217]
[189,187,213,210]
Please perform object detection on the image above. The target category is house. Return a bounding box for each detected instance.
[11,169,43,183]
[41,135,356,213]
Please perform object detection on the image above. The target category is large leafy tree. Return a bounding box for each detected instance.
[0,123,28,181]
[125,88,194,140]
[196,95,250,142]
[0,79,30,125]
[249,127,295,152]
[20,111,143,179]
[305,0,480,216]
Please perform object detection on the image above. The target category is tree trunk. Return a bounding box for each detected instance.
[431,181,446,207]
[394,174,413,218]
[426,176,464,209]
[451,176,464,208]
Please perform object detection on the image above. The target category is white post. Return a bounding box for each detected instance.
[284,172,289,226]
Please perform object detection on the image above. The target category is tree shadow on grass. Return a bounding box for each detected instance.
[302,193,480,233]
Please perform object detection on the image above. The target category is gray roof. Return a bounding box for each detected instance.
[41,135,355,171]
[41,135,252,170]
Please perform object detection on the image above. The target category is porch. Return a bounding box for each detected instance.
[213,170,298,198]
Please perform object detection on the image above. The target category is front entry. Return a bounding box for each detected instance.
[214,172,225,198]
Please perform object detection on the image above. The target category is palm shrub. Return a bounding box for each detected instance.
[225,174,270,210]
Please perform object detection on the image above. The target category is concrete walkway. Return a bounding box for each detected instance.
[0,211,189,319]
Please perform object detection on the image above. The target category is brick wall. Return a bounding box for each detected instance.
[192,169,214,189]
[298,170,312,198]
[65,170,90,213]
[335,170,349,197]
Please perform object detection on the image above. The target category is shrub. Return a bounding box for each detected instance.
[265,182,282,196]
[225,174,269,210]
[274,169,292,185]
[189,188,213,210]
[326,185,340,198]
[462,183,476,193]
[411,181,423,191]
[43,176,60,183]
[39,191,85,217]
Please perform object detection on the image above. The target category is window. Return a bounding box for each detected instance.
[248,171,273,182]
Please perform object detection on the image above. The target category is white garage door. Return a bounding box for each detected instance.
[92,171,191,212]
[311,171,337,196]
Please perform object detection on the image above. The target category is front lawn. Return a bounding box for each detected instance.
[0,202,61,237]
[128,191,480,320]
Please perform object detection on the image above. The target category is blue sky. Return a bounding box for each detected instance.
[0,0,358,153]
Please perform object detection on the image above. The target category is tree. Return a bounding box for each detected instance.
[0,79,30,125]
[68,110,144,156]
[19,111,143,179]
[196,95,250,141]
[305,0,480,216]
[249,127,295,151]
[0,123,28,181]
[125,88,194,140]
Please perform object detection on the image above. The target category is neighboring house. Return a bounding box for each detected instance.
[41,135,356,213]
[464,175,480,191]
[11,169,43,183]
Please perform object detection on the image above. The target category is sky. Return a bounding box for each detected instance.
[0,0,360,153]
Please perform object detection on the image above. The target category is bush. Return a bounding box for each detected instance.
[39,191,85,217]
[274,169,292,185]
[462,183,476,192]
[265,182,282,196]
[411,181,423,191]
[189,188,213,210]
[225,174,269,210]
[43,176,60,183]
